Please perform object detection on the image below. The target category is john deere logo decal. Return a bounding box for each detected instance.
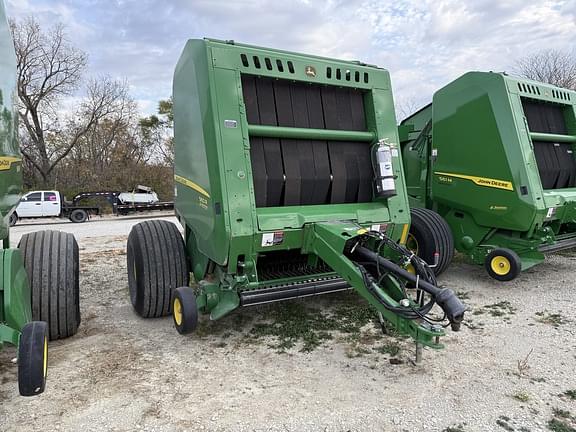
[305,66,316,78]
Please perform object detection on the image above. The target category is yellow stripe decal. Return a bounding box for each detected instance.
[0,156,21,171]
[399,223,410,245]
[434,171,514,191]
[174,175,210,198]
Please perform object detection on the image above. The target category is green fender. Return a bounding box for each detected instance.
[0,248,32,347]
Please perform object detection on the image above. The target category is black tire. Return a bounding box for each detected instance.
[18,230,81,340]
[127,220,189,318]
[18,321,48,396]
[69,209,88,223]
[408,208,454,276]
[484,248,521,281]
[9,212,17,226]
[173,287,198,334]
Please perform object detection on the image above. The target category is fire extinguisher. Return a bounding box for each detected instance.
[374,139,397,199]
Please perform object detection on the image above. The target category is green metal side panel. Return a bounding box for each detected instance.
[431,73,538,233]
[174,39,410,278]
[399,104,432,205]
[173,41,230,267]
[0,1,21,243]
[401,71,576,265]
[1,249,31,328]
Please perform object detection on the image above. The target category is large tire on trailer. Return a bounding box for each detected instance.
[127,220,189,318]
[9,212,17,226]
[18,230,81,340]
[408,208,454,276]
[18,321,48,396]
[69,209,88,223]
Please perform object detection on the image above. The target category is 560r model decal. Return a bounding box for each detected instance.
[434,171,514,191]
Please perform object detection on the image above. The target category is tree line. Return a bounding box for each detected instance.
[10,17,173,200]
[10,17,576,201]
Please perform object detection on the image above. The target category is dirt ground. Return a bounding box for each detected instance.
[1,216,575,432]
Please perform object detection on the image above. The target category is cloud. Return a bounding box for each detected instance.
[6,0,576,116]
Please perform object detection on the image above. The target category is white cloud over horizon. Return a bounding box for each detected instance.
[6,0,576,117]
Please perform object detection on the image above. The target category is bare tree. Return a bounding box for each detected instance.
[10,17,94,184]
[396,95,425,122]
[513,49,576,90]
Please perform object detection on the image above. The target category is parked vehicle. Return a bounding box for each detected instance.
[399,71,576,280]
[117,185,159,204]
[10,190,100,225]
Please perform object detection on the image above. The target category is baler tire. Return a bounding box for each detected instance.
[173,287,198,335]
[9,212,17,226]
[485,248,521,281]
[69,209,88,223]
[127,220,189,318]
[408,208,454,276]
[18,230,81,340]
[18,321,48,396]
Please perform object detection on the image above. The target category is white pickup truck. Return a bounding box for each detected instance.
[10,190,99,225]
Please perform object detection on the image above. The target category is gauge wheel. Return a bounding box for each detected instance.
[18,321,48,396]
[173,286,198,335]
[484,248,521,281]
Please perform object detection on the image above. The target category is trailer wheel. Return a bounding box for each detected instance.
[127,220,189,318]
[69,209,88,223]
[18,230,81,340]
[485,248,521,281]
[9,212,17,226]
[408,208,454,276]
[18,321,48,396]
[173,287,198,334]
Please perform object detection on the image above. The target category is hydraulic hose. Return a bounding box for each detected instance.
[352,245,466,330]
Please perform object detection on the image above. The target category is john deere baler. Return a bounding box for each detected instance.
[127,39,465,352]
[400,71,576,280]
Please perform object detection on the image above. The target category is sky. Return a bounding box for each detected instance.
[5,0,576,118]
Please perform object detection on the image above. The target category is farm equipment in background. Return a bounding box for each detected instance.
[127,39,465,357]
[0,1,80,397]
[400,71,576,280]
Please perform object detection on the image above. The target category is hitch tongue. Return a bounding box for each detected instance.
[434,288,466,331]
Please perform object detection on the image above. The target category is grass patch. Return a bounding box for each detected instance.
[536,311,567,327]
[480,301,516,317]
[547,419,576,432]
[373,341,401,356]
[248,295,380,352]
[552,408,572,419]
[563,390,576,400]
[512,391,531,403]
[455,290,470,300]
[443,425,466,432]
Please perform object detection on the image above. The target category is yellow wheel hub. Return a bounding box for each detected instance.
[173,298,183,326]
[43,336,48,378]
[406,233,419,255]
[491,256,511,276]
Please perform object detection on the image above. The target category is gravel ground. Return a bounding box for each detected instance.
[1,216,575,432]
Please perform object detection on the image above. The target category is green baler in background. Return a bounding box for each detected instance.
[127,39,465,354]
[400,71,576,280]
[0,0,80,397]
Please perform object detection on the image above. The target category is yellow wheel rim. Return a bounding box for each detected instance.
[43,336,48,378]
[173,298,183,326]
[491,256,511,276]
[406,233,419,255]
